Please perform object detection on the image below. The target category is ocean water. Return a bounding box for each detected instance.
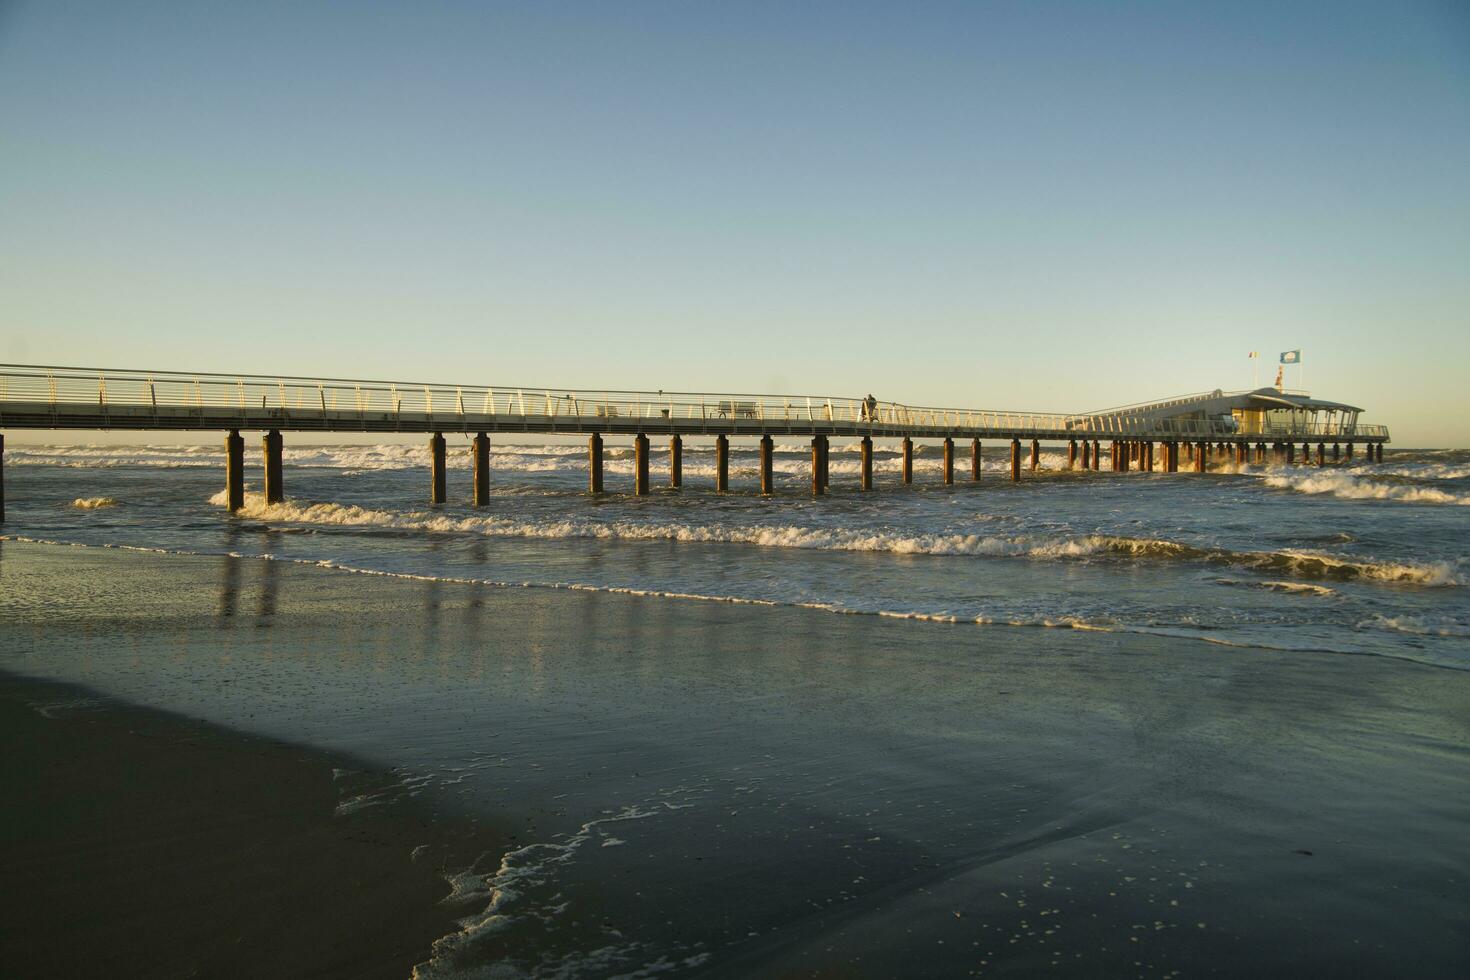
[3,441,1469,978]
[4,440,1468,670]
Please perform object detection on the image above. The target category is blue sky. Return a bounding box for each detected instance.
[2,1,1467,444]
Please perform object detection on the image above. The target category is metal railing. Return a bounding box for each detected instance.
[0,364,1388,440]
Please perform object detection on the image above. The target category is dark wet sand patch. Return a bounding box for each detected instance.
[0,671,502,979]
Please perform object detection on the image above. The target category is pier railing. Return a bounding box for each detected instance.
[0,365,1388,441]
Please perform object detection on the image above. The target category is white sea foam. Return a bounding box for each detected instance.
[413,801,687,979]
[1261,471,1470,506]
[1356,614,1470,638]
[71,497,120,510]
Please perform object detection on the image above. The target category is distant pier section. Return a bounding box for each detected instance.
[0,365,1391,515]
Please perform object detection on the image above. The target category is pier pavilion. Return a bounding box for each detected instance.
[0,366,1390,517]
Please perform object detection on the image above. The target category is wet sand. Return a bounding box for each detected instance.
[2,540,1468,977]
[0,671,504,979]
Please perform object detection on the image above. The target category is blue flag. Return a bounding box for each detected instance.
[1280,349,1301,364]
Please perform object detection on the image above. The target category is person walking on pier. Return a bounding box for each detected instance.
[863,393,878,422]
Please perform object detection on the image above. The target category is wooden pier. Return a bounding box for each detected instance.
[0,365,1392,516]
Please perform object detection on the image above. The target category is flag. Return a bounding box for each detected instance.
[1280,349,1301,364]
[1248,351,1259,359]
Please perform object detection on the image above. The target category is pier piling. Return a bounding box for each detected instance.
[225,429,244,512]
[263,429,283,504]
[588,433,604,494]
[429,432,446,504]
[1195,441,1206,473]
[472,432,490,506]
[634,434,650,495]
[1030,439,1040,471]
[759,435,774,494]
[1081,440,1091,470]
[1333,443,1340,462]
[1067,440,1077,469]
[811,436,825,497]
[715,435,729,492]
[670,435,682,488]
[902,437,913,485]
[861,436,873,490]
[943,438,955,485]
[0,433,5,521]
[971,438,982,481]
[1009,438,1021,481]
[1316,443,1325,467]
[1345,443,1354,461]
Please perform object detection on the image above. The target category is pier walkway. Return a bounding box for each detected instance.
[0,364,1391,515]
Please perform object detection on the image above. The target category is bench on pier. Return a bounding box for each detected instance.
[717,400,758,419]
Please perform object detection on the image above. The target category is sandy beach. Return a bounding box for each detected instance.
[0,668,506,978]
[2,539,1467,977]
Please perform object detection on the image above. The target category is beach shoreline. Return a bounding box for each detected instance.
[3,539,1467,978]
[0,668,504,979]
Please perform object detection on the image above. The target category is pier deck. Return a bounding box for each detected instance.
[0,364,1392,514]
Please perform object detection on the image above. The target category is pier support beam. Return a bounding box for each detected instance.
[1316,443,1325,467]
[810,435,826,497]
[715,435,729,492]
[1081,440,1091,470]
[1009,438,1021,481]
[1286,442,1295,464]
[1195,441,1206,473]
[943,438,955,485]
[861,436,873,490]
[971,438,982,481]
[1376,443,1384,463]
[1067,440,1077,469]
[902,437,913,485]
[472,432,491,506]
[588,433,604,494]
[760,435,774,494]
[1118,441,1129,472]
[669,435,682,488]
[1345,443,1354,461]
[634,434,650,495]
[1029,439,1040,471]
[821,434,830,490]
[225,429,245,512]
[1333,443,1341,462]
[429,432,446,503]
[1144,441,1154,472]
[1092,441,1101,471]
[0,433,5,522]
[263,429,284,504]
[1235,442,1246,468]
[1166,441,1179,473]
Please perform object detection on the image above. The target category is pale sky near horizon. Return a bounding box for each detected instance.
[2,1,1468,445]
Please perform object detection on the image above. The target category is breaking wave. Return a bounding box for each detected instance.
[208,491,1464,587]
[1262,471,1470,506]
[71,497,120,510]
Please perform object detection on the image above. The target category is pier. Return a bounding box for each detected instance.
[0,365,1391,515]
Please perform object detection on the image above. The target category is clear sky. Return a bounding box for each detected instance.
[2,1,1468,445]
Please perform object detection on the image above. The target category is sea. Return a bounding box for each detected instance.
[5,440,1468,669]
[2,439,1468,977]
